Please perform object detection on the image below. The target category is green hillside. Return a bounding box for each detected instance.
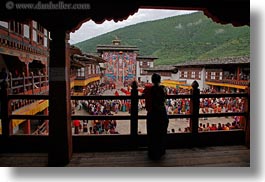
[74,12,250,65]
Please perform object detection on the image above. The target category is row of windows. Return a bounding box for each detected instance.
[179,70,249,81]
[0,21,48,47]
[139,61,151,66]
[77,65,100,77]
[180,71,201,79]
[206,72,223,80]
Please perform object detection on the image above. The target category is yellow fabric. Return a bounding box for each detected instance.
[73,92,85,96]
[70,80,75,88]
[12,100,49,128]
[205,81,248,90]
[74,76,100,87]
[161,80,186,88]
[179,85,192,89]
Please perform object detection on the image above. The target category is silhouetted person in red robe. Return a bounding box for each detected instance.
[144,73,169,160]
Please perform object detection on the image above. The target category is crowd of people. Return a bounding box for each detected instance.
[73,118,118,135]
[72,80,247,135]
[72,82,124,135]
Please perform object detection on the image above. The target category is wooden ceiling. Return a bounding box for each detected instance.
[0,0,249,32]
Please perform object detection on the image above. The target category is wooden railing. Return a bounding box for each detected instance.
[32,121,49,135]
[6,72,49,95]
[0,80,250,152]
[0,73,49,112]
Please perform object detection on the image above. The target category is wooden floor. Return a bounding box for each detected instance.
[0,145,250,167]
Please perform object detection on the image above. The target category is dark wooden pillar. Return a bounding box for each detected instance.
[9,73,12,94]
[22,72,26,94]
[130,81,138,144]
[48,30,72,166]
[24,120,31,134]
[0,79,11,137]
[244,84,250,148]
[190,80,200,146]
[190,80,200,134]
[236,66,240,81]
[31,72,34,94]
[25,62,29,77]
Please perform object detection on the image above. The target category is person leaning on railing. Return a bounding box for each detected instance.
[143,73,169,160]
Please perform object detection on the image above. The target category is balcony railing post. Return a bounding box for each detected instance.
[39,71,42,93]
[0,79,11,137]
[22,72,26,94]
[130,81,138,140]
[190,80,200,135]
[31,72,34,95]
[9,72,12,94]
[244,84,250,148]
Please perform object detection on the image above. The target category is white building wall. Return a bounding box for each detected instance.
[171,72,179,81]
[141,75,151,83]
[201,68,207,89]
[136,60,155,83]
[136,61,140,80]
[185,79,204,89]
[181,68,209,90]
[161,75,172,82]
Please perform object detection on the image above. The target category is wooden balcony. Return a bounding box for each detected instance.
[0,79,250,166]
[0,145,249,167]
[0,0,250,168]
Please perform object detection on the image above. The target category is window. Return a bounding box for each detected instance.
[37,23,43,33]
[88,65,91,74]
[191,71,195,78]
[23,24,30,38]
[77,68,85,77]
[92,65,94,74]
[0,21,8,29]
[184,71,188,78]
[32,21,37,28]
[198,71,201,79]
[142,61,148,66]
[33,30,37,42]
[44,37,48,47]
[10,21,23,34]
[44,29,48,36]
[211,72,215,79]
[16,23,22,34]
[180,71,185,78]
[37,35,44,45]
[219,72,222,80]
